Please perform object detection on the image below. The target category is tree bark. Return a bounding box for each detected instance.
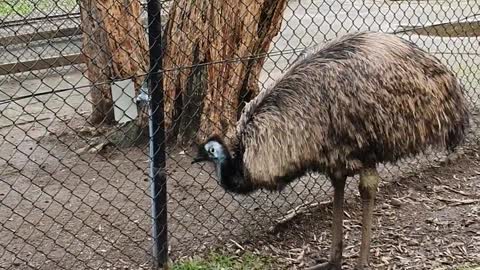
[163,0,288,145]
[79,0,149,126]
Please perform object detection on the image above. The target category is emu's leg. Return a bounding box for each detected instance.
[356,168,380,270]
[306,173,347,270]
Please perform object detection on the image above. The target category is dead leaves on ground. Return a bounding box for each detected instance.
[221,151,480,270]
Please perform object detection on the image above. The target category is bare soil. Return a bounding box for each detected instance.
[2,106,480,270]
[0,111,343,269]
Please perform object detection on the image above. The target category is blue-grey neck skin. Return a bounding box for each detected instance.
[213,158,225,183]
[202,140,228,183]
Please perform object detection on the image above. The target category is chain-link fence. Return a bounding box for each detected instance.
[1,0,479,269]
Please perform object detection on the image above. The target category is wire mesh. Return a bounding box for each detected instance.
[1,0,479,269]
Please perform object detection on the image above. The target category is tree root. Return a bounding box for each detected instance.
[76,120,149,155]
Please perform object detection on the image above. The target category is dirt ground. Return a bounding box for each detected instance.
[1,67,480,269]
[0,109,347,269]
[1,1,480,266]
[219,145,480,270]
[2,103,479,270]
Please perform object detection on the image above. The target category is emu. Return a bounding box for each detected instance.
[191,31,469,270]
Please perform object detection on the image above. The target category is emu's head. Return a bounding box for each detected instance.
[191,135,230,165]
[192,135,256,194]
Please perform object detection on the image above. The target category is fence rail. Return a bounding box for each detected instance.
[1,0,479,269]
[0,3,170,76]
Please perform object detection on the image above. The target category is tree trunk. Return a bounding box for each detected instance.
[79,0,149,126]
[163,0,288,145]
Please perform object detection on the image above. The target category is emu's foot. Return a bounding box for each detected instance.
[306,262,341,270]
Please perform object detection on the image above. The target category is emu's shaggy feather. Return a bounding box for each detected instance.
[233,31,469,191]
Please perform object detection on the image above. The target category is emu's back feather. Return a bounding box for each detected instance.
[235,31,469,189]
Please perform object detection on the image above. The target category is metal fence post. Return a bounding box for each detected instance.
[146,0,168,269]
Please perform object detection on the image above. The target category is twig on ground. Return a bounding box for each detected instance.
[229,239,245,251]
[441,185,476,197]
[436,197,480,206]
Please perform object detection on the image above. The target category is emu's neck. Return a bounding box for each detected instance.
[215,151,255,194]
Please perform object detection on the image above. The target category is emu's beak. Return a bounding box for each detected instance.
[191,149,209,164]
[191,156,208,164]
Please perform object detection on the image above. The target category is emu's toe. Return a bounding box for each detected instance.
[305,262,341,270]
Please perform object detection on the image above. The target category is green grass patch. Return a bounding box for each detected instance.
[456,265,480,270]
[171,251,276,270]
[0,0,77,17]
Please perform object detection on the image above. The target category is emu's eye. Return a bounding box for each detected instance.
[209,148,215,154]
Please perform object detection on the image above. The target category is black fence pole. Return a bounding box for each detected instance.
[146,0,168,269]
